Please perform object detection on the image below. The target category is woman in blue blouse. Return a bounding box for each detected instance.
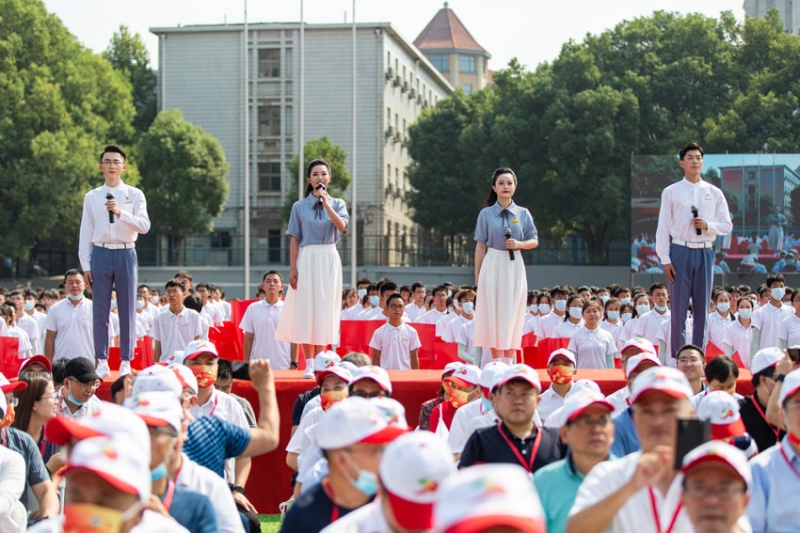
[473,167,539,364]
[275,159,349,375]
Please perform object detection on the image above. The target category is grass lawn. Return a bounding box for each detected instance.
[258,514,282,533]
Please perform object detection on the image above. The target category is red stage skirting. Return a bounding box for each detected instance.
[95,368,753,513]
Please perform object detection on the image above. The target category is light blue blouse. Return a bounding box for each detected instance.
[286,193,349,246]
[474,201,537,251]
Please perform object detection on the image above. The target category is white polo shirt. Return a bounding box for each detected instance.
[286,405,325,454]
[447,399,484,453]
[404,302,426,322]
[151,307,202,361]
[356,306,380,320]
[239,300,291,369]
[369,322,422,370]
[44,297,94,361]
[28,309,48,352]
[202,302,225,327]
[523,313,538,335]
[320,498,390,533]
[340,305,360,320]
[58,392,102,419]
[616,318,639,350]
[567,326,616,369]
[536,383,582,423]
[777,313,800,348]
[538,312,568,339]
[706,311,734,349]
[16,313,40,354]
[556,319,585,340]
[457,319,493,367]
[415,308,450,337]
[633,309,671,346]
[174,454,246,533]
[442,315,468,343]
[605,386,631,412]
[753,302,794,350]
[724,319,753,368]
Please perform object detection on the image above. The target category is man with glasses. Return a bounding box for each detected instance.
[78,144,150,378]
[460,364,565,472]
[58,358,102,418]
[414,285,450,337]
[675,343,707,396]
[535,389,616,533]
[369,294,421,370]
[349,366,392,399]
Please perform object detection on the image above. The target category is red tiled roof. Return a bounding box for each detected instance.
[414,3,487,53]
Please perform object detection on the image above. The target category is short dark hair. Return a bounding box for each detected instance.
[217,358,233,381]
[679,142,704,160]
[379,281,398,297]
[751,366,777,389]
[411,282,425,292]
[649,282,667,294]
[705,356,739,383]
[676,344,705,362]
[165,279,186,292]
[551,286,568,298]
[195,282,211,292]
[99,144,127,163]
[52,359,68,386]
[357,277,372,287]
[431,285,447,297]
[399,285,411,294]
[577,286,591,294]
[386,293,405,307]
[183,295,202,313]
[263,270,283,282]
[64,269,85,283]
[766,273,785,289]
[110,375,127,403]
[174,270,192,281]
[737,285,751,294]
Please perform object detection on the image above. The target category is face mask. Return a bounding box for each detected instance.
[454,300,461,311]
[620,297,632,306]
[568,307,583,319]
[621,312,633,323]
[23,300,34,312]
[480,397,493,412]
[357,289,367,298]
[67,292,83,301]
[447,290,453,298]
[607,311,620,321]
[320,389,348,410]
[554,300,567,312]
[1,403,14,427]
[369,295,379,307]
[717,303,730,313]
[68,394,85,407]
[151,296,159,305]
[636,304,650,316]
[63,502,141,533]
[462,302,474,315]
[151,463,168,481]
[110,299,117,310]
[190,364,218,388]
[654,304,667,313]
[136,300,144,310]
[549,365,575,385]
[343,452,379,496]
[444,381,471,408]
[772,287,786,301]
[738,308,752,319]
[538,304,551,314]
[600,296,609,304]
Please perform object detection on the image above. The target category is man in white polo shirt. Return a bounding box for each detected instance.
[537,348,581,423]
[240,270,292,369]
[152,279,202,361]
[43,269,94,365]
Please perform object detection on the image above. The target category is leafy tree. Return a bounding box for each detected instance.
[136,110,229,262]
[0,0,136,265]
[281,136,352,221]
[103,26,158,136]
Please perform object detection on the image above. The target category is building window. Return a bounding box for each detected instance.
[463,84,473,94]
[258,106,280,137]
[429,55,448,72]
[258,162,282,192]
[210,231,231,248]
[258,49,280,78]
[268,229,281,263]
[460,56,475,73]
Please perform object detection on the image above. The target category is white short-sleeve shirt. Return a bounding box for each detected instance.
[442,315,468,343]
[752,303,794,350]
[778,314,800,348]
[633,310,671,346]
[16,314,40,354]
[447,399,483,453]
[151,307,202,361]
[415,308,450,337]
[239,300,291,369]
[404,302,426,322]
[724,319,753,368]
[536,383,586,423]
[369,322,422,370]
[457,320,492,367]
[706,311,734,349]
[538,312,567,339]
[556,319,585,340]
[43,298,94,361]
[567,326,616,369]
[175,454,246,533]
[5,325,32,357]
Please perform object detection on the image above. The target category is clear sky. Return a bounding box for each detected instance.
[43,0,744,72]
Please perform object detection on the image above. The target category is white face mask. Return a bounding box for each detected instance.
[554,300,567,312]
[136,300,145,310]
[636,304,650,316]
[538,304,552,315]
[568,307,583,319]
[621,312,633,322]
[771,287,786,301]
[462,302,474,315]
[738,308,752,319]
[151,296,159,305]
[717,303,730,313]
[357,289,367,299]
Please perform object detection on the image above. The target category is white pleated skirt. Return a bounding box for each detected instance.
[473,248,528,350]
[275,244,342,346]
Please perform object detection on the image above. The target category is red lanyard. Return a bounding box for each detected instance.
[780,444,800,480]
[207,395,219,417]
[322,478,339,522]
[751,395,782,441]
[496,423,542,473]
[648,487,682,533]
[162,480,176,510]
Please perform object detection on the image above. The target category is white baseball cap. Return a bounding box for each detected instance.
[314,351,343,383]
[46,400,150,448]
[630,366,694,404]
[125,391,184,433]
[351,366,393,393]
[168,363,198,395]
[131,365,183,399]
[750,347,785,375]
[312,397,406,450]
[697,391,746,440]
[379,432,455,531]
[163,350,186,366]
[319,365,353,387]
[620,337,657,358]
[496,364,542,392]
[182,340,219,361]
[64,436,151,501]
[625,353,661,379]
[445,364,481,389]
[561,390,615,424]
[681,441,752,492]
[547,348,576,366]
[370,397,408,429]
[479,362,508,391]
[442,362,463,377]
[779,367,800,406]
[434,463,545,533]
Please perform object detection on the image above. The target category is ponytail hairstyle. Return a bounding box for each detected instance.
[304,158,332,197]
[483,167,518,207]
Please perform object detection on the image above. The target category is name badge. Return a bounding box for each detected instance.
[511,218,519,225]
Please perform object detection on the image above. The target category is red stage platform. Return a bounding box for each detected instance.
[96,368,754,513]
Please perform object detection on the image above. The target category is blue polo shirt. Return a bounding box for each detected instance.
[533,453,616,533]
[610,407,640,457]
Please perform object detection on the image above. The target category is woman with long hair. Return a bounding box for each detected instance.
[473,167,539,363]
[12,372,58,463]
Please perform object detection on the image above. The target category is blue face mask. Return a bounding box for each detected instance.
[600,296,609,304]
[343,452,378,496]
[68,394,85,407]
[621,312,633,322]
[67,293,83,302]
[358,289,367,299]
[462,302,474,315]
[481,397,493,412]
[110,299,116,309]
[607,311,620,321]
[636,304,650,316]
[150,463,167,481]
[568,307,583,319]
[654,304,667,313]
[23,300,35,312]
[620,297,632,306]
[369,295,379,307]
[538,304,551,315]
[554,300,567,312]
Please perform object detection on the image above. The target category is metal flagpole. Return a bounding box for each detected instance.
[298,0,304,201]
[243,0,250,298]
[350,0,357,288]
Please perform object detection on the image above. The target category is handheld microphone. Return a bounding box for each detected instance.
[504,228,515,261]
[691,205,700,236]
[106,193,115,224]
[315,183,325,191]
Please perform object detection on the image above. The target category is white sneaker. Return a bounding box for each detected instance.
[119,360,132,376]
[302,368,315,379]
[96,359,111,379]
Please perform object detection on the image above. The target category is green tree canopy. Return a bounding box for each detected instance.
[0,0,136,262]
[282,136,352,220]
[136,109,229,254]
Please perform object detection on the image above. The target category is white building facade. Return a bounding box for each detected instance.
[744,0,800,33]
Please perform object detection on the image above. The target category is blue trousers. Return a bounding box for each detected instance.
[91,246,137,361]
[668,243,713,359]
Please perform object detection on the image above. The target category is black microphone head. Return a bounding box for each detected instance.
[504,228,512,237]
[106,192,114,200]
[316,183,325,190]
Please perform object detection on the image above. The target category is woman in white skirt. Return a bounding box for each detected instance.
[275,158,348,377]
[473,167,539,363]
